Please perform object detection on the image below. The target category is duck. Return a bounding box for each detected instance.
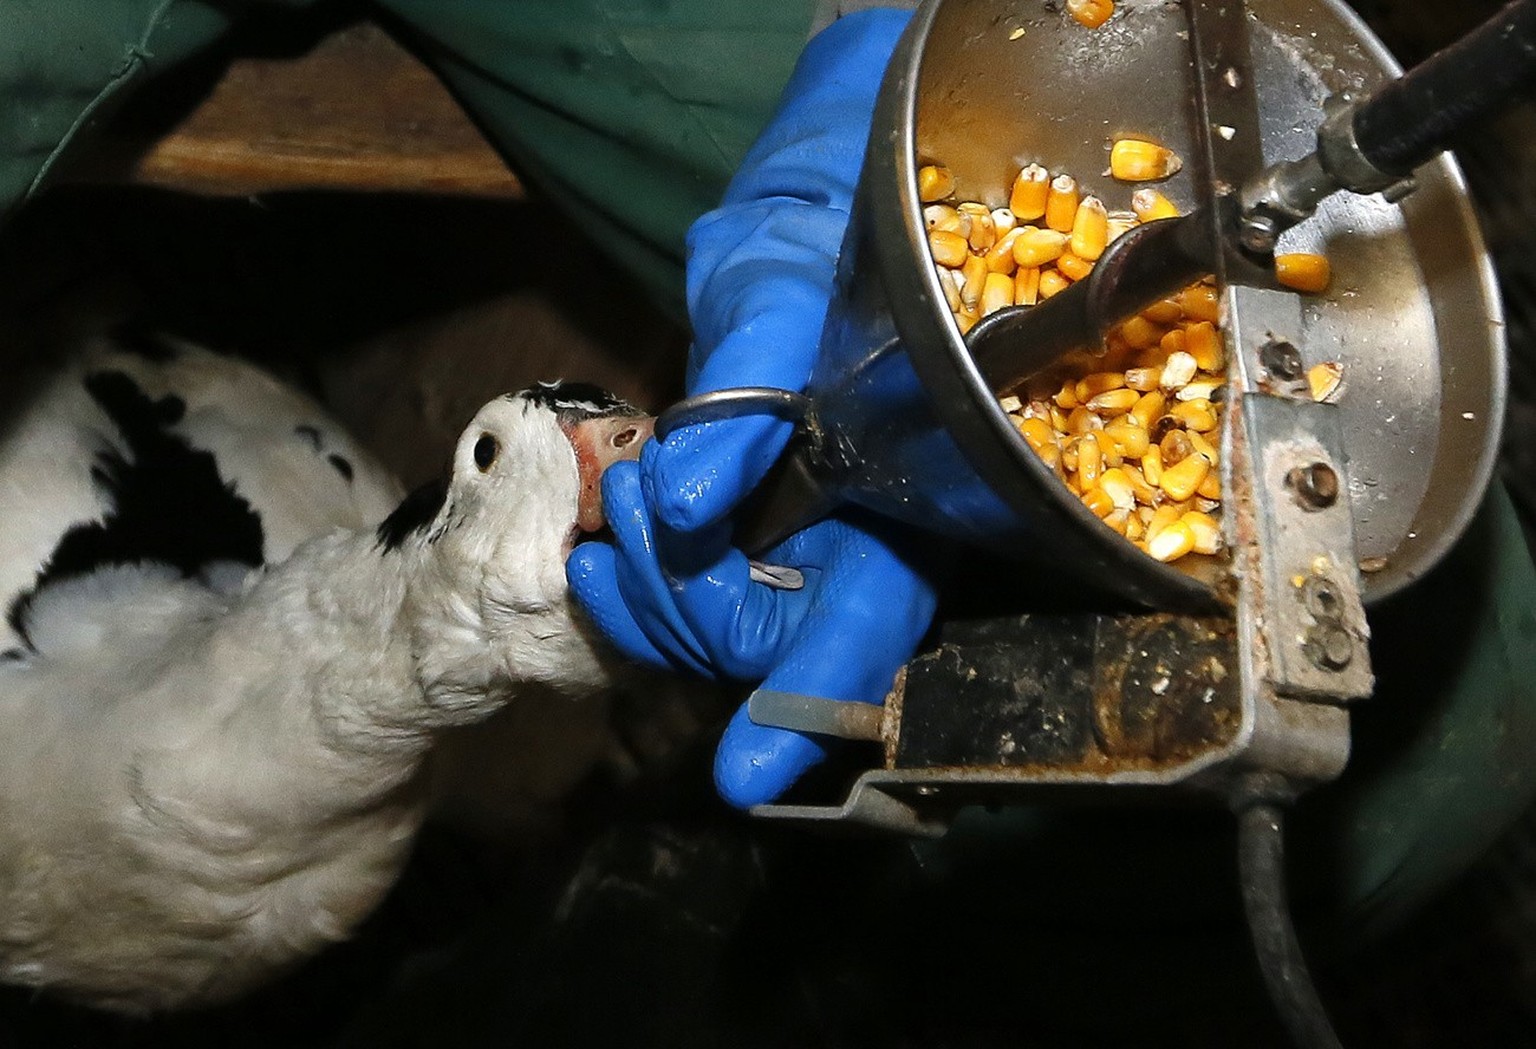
[0,329,654,1013]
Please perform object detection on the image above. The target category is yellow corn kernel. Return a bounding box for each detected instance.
[1308,361,1344,402]
[1018,416,1057,453]
[1185,321,1224,371]
[991,208,1018,236]
[1124,366,1161,392]
[928,228,969,268]
[1066,406,1102,435]
[1081,486,1114,519]
[1106,210,1139,243]
[1182,511,1222,555]
[1069,196,1109,261]
[1076,371,1125,401]
[1067,0,1115,29]
[1037,442,1062,473]
[1050,404,1071,431]
[1104,420,1150,458]
[1015,265,1042,306]
[918,164,955,203]
[1129,390,1167,431]
[1158,328,1187,358]
[1140,298,1184,325]
[1010,164,1050,220]
[1145,504,1181,542]
[1087,388,1141,415]
[1061,441,1079,473]
[1054,379,1080,409]
[1159,452,1210,502]
[1131,188,1180,221]
[1177,284,1220,323]
[1098,468,1136,512]
[915,164,952,202]
[985,228,1024,274]
[1057,252,1094,282]
[1125,513,1145,542]
[1012,226,1069,268]
[1177,379,1222,403]
[960,254,988,310]
[936,267,962,312]
[981,271,1015,316]
[1045,174,1080,233]
[1103,508,1131,536]
[1141,445,1163,487]
[1160,350,1198,390]
[1159,428,1193,465]
[924,204,961,231]
[1039,269,1072,299]
[1123,463,1160,505]
[1109,138,1182,182]
[959,203,996,252]
[1077,433,1103,488]
[1275,252,1331,293]
[1186,428,1219,464]
[1197,468,1222,500]
[1170,400,1218,432]
[1148,519,1196,562]
[1118,315,1163,350]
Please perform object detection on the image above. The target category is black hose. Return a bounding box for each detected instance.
[1353,0,1536,175]
[1236,798,1345,1049]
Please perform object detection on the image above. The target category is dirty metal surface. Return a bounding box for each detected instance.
[893,613,1241,773]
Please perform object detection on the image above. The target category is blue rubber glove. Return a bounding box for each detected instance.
[568,9,935,808]
[643,8,913,532]
[570,459,937,807]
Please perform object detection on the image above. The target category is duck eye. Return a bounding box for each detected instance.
[473,433,499,472]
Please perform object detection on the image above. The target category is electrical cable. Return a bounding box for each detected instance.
[1235,794,1345,1049]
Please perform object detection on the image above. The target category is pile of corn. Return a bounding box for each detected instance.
[919,143,1331,565]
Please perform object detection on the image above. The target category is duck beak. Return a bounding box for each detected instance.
[566,414,655,533]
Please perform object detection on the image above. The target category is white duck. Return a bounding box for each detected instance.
[0,331,653,1013]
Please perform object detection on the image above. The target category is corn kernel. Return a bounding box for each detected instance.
[1067,406,1102,435]
[1057,252,1094,281]
[1160,351,1198,390]
[1018,416,1057,452]
[1170,400,1218,432]
[1182,511,1222,555]
[1308,361,1344,402]
[1106,210,1139,243]
[1076,371,1125,401]
[1185,321,1224,371]
[1012,226,1069,269]
[1159,452,1210,502]
[1146,505,1181,542]
[1177,379,1222,402]
[1016,265,1042,306]
[1123,463,1160,505]
[1010,164,1050,220]
[1103,508,1131,536]
[1087,388,1141,414]
[1129,390,1166,431]
[1045,174,1079,233]
[1157,328,1187,358]
[1148,520,1196,562]
[928,228,969,268]
[1275,252,1331,293]
[1082,486,1114,518]
[918,164,955,203]
[1125,513,1145,542]
[1159,429,1193,465]
[985,228,1023,274]
[1125,367,1161,392]
[1141,298,1184,325]
[956,308,978,335]
[1141,445,1163,487]
[1197,469,1222,501]
[1066,0,1115,29]
[1131,188,1180,221]
[982,271,1015,316]
[1069,196,1109,261]
[1039,269,1072,299]
[961,254,988,309]
[1186,429,1219,464]
[991,208,1018,236]
[1054,380,1080,409]
[1000,395,1023,414]
[1177,284,1220,323]
[1109,138,1182,182]
[1077,433,1103,487]
[1118,315,1163,350]
[1104,420,1150,458]
[924,204,961,231]
[936,267,961,312]
[1098,468,1136,511]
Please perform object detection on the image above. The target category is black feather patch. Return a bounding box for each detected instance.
[327,454,354,482]
[5,371,266,646]
[376,476,449,553]
[522,381,638,422]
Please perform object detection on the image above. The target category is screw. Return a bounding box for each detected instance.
[1287,462,1339,510]
[1239,213,1278,254]
[1260,339,1304,380]
[1305,623,1354,671]
[1303,577,1341,618]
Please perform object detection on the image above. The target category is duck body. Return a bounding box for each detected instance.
[0,333,650,1012]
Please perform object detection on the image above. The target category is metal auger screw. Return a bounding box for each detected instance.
[1239,213,1278,254]
[1305,623,1354,671]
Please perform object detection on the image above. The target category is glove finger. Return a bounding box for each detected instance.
[565,542,675,672]
[598,463,715,676]
[644,411,795,534]
[713,701,830,810]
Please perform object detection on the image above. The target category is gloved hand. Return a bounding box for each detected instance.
[571,460,937,807]
[568,8,936,808]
